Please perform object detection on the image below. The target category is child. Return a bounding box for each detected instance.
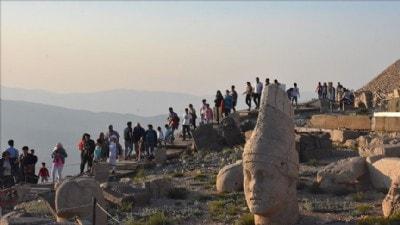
[164,124,174,144]
[108,137,118,174]
[94,143,102,162]
[156,126,165,148]
[38,162,50,183]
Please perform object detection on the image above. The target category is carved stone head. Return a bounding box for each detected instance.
[243,84,298,217]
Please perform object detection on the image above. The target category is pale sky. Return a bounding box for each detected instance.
[2,1,400,96]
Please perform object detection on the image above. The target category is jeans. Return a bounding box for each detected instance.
[124,140,133,158]
[182,125,192,140]
[146,143,155,156]
[245,94,252,109]
[253,93,260,108]
[52,164,63,182]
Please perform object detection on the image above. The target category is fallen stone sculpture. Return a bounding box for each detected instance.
[382,181,400,217]
[243,84,299,225]
[367,157,400,190]
[216,160,243,193]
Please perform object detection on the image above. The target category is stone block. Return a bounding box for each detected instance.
[330,129,363,143]
[309,114,371,130]
[372,117,400,132]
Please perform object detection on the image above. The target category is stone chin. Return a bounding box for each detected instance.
[245,195,283,215]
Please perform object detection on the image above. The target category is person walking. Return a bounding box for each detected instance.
[188,104,197,130]
[51,143,67,183]
[182,108,192,141]
[123,121,134,160]
[243,82,253,111]
[231,85,238,112]
[167,107,180,136]
[224,90,233,117]
[0,151,15,188]
[254,77,263,109]
[144,125,158,159]
[214,91,224,123]
[78,133,95,175]
[291,83,300,106]
[38,162,50,184]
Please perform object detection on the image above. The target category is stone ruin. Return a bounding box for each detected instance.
[243,84,299,225]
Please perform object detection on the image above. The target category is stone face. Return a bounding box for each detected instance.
[330,130,363,143]
[368,158,400,190]
[383,182,400,217]
[193,124,224,151]
[309,115,371,130]
[216,160,243,193]
[218,116,245,147]
[317,157,367,192]
[243,84,299,225]
[55,177,107,225]
[295,132,332,163]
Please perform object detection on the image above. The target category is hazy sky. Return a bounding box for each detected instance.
[2,1,400,96]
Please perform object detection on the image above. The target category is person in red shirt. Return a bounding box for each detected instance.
[38,162,50,183]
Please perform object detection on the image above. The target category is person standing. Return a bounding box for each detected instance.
[38,162,50,183]
[336,82,344,104]
[156,126,165,148]
[0,152,15,187]
[243,82,253,111]
[204,104,214,124]
[199,99,208,125]
[265,78,270,86]
[5,140,19,179]
[224,90,233,117]
[30,149,38,175]
[133,123,145,161]
[144,125,158,159]
[79,133,95,175]
[188,104,197,130]
[97,132,108,160]
[322,82,328,99]
[254,77,263,109]
[182,108,192,141]
[19,146,36,183]
[108,137,118,174]
[231,85,238,112]
[106,125,121,159]
[291,83,300,106]
[123,121,134,160]
[316,82,323,99]
[51,143,67,183]
[214,91,224,124]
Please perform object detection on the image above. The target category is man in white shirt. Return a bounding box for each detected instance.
[254,77,263,109]
[182,108,192,141]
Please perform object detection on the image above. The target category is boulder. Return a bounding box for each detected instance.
[0,211,56,225]
[360,144,400,158]
[55,177,107,225]
[344,139,357,149]
[317,157,368,192]
[330,129,363,143]
[295,132,332,163]
[216,160,243,193]
[92,162,110,183]
[368,158,400,190]
[154,148,167,164]
[244,130,253,141]
[218,116,245,147]
[240,119,256,132]
[193,124,224,151]
[357,136,372,150]
[143,176,173,199]
[382,182,400,217]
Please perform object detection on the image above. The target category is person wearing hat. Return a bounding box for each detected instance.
[51,143,67,183]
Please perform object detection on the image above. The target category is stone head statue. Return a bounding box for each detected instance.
[243,84,299,225]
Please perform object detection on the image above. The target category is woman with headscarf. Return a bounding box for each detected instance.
[51,142,67,183]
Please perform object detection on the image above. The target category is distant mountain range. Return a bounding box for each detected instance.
[1,87,211,117]
[1,87,315,117]
[0,100,166,174]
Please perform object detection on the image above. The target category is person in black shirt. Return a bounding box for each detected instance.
[231,85,238,112]
[133,123,146,161]
[80,133,95,175]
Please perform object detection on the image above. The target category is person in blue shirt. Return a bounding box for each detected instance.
[144,124,158,159]
[5,139,19,178]
[224,90,233,117]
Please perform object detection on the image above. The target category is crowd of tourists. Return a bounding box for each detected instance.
[0,139,65,187]
[1,76,304,187]
[316,82,354,111]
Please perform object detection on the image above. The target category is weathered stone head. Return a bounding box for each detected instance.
[243,84,299,225]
